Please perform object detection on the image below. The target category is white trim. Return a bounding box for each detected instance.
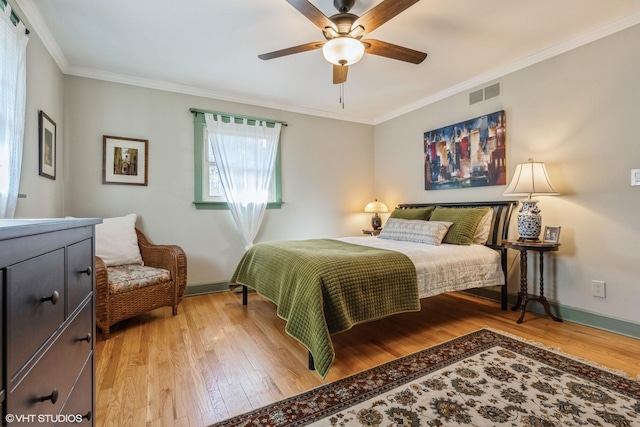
[373,11,640,125]
[16,0,640,125]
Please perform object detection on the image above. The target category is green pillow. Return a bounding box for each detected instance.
[389,206,435,221]
[430,206,491,245]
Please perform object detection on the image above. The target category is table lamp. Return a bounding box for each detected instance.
[503,158,559,241]
[364,199,388,230]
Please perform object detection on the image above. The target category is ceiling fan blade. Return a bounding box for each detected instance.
[354,0,420,35]
[258,41,324,60]
[285,0,336,32]
[363,39,427,64]
[333,64,348,84]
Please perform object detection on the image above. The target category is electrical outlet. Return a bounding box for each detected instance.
[592,280,606,298]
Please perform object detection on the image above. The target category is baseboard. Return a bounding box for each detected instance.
[185,281,230,296]
[464,288,640,340]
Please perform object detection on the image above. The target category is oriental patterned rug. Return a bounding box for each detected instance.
[211,329,640,427]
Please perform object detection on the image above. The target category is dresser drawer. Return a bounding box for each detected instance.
[67,238,94,316]
[56,354,93,426]
[7,249,66,378]
[8,302,93,418]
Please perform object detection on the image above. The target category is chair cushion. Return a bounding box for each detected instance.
[107,264,170,295]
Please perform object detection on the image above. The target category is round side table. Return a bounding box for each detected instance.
[504,240,562,324]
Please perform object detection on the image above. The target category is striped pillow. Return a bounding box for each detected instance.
[379,218,453,245]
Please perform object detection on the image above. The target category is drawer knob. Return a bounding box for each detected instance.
[40,388,59,404]
[41,290,60,305]
[82,411,92,421]
[79,266,93,276]
[78,333,92,344]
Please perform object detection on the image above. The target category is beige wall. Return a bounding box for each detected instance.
[374,24,640,324]
[62,77,374,285]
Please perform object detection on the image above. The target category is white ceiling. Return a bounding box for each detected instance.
[16,0,640,124]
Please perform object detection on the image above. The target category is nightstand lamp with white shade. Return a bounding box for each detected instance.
[364,199,388,230]
[503,158,559,241]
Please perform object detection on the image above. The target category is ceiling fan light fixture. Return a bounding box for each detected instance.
[322,37,365,66]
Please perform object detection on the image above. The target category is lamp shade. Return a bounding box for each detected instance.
[504,158,558,241]
[503,159,559,198]
[364,200,388,213]
[322,37,365,66]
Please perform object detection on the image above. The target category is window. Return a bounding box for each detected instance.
[192,110,283,209]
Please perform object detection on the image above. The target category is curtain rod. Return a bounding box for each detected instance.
[1,0,30,34]
[189,108,287,127]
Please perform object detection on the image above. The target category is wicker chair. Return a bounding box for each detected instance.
[95,228,187,339]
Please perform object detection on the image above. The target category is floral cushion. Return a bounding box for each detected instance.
[107,264,171,294]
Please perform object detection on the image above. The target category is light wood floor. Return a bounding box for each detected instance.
[95,291,640,427]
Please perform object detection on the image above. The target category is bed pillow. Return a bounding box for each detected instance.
[95,214,144,266]
[472,209,494,245]
[388,206,435,221]
[430,206,491,245]
[379,218,453,245]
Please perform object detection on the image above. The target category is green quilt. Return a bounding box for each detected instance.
[230,239,419,377]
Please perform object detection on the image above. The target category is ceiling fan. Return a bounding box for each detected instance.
[258,0,427,84]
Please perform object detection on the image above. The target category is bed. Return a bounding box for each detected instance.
[230,201,517,377]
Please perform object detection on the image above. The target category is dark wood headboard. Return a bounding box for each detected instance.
[396,201,517,250]
[395,200,518,309]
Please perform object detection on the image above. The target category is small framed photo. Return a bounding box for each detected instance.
[103,135,148,186]
[38,111,56,180]
[543,226,561,244]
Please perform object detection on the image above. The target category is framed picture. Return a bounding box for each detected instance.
[102,135,148,186]
[38,111,56,180]
[424,110,506,190]
[543,226,561,244]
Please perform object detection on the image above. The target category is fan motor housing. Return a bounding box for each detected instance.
[327,13,358,36]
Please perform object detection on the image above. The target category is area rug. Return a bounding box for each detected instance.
[211,329,640,426]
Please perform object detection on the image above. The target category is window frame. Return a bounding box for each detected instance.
[192,111,283,210]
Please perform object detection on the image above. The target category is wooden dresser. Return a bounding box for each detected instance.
[0,218,100,426]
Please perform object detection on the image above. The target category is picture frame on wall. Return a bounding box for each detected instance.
[102,135,148,186]
[423,110,506,190]
[543,226,561,244]
[38,111,57,180]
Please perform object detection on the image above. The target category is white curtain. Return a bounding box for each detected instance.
[0,5,28,219]
[204,113,281,249]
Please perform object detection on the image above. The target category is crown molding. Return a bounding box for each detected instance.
[16,0,640,126]
[65,65,373,125]
[15,0,372,125]
[373,11,640,125]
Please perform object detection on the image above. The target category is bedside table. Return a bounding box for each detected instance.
[504,240,562,324]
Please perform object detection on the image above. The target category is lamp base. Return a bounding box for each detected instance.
[517,200,542,241]
[371,213,382,230]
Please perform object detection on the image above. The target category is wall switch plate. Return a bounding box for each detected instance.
[592,280,606,298]
[631,169,640,186]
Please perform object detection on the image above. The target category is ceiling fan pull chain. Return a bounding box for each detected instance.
[340,83,345,109]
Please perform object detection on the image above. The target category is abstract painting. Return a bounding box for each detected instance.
[424,110,506,190]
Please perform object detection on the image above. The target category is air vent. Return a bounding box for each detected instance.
[469,82,501,105]
[484,82,501,100]
[469,89,484,105]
